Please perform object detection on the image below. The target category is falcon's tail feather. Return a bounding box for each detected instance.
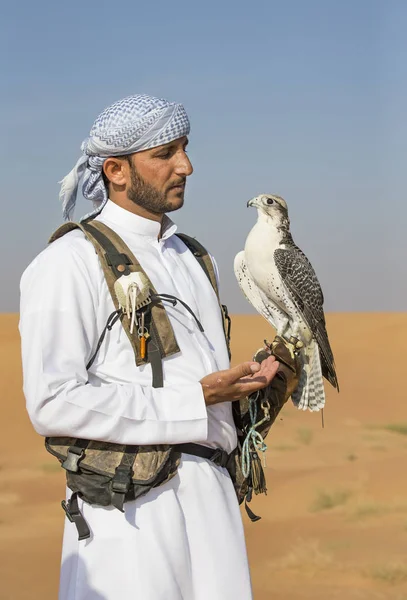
[292,339,325,412]
[314,324,339,392]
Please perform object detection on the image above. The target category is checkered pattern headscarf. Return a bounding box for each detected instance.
[59,94,190,221]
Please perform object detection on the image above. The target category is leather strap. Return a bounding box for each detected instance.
[111,447,138,512]
[61,492,91,540]
[174,443,231,469]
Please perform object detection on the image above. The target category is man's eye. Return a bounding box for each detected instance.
[157,151,171,159]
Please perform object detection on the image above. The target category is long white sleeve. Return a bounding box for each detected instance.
[19,236,208,446]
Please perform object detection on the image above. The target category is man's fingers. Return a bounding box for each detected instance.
[229,361,261,381]
[265,358,280,380]
[230,356,278,383]
[256,355,278,377]
[201,355,282,405]
[239,357,280,391]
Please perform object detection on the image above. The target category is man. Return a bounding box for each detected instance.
[19,94,281,600]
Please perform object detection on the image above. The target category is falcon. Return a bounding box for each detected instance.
[234,193,339,411]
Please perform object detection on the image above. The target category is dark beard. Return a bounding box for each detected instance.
[127,163,184,214]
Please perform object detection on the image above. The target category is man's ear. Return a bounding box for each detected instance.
[103,157,128,186]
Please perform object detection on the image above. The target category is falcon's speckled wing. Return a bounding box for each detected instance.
[274,246,338,389]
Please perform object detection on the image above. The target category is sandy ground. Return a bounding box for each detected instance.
[1,312,406,600]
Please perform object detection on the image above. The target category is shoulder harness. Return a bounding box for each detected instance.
[45,219,233,539]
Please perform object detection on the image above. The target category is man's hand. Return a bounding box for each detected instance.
[200,356,280,406]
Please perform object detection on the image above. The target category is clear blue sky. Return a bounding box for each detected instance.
[1,0,406,312]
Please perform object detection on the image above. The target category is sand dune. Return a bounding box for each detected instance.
[1,313,406,599]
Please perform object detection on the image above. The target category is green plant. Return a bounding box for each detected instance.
[297,428,313,445]
[352,502,386,519]
[367,423,407,437]
[382,424,407,437]
[273,538,332,571]
[310,489,352,512]
[41,462,62,473]
[351,499,407,520]
[273,444,297,452]
[368,563,407,585]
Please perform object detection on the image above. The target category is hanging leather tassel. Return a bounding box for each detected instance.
[244,486,261,522]
[250,450,267,495]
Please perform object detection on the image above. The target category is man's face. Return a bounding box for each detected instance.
[127,136,193,214]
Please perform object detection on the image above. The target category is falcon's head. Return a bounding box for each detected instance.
[247,194,290,228]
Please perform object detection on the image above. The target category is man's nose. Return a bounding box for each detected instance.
[175,151,193,177]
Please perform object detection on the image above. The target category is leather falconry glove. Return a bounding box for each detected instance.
[255,335,302,402]
[229,335,302,511]
[237,335,302,441]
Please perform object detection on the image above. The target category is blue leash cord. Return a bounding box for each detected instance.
[241,392,271,478]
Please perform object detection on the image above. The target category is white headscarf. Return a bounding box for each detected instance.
[59,94,190,221]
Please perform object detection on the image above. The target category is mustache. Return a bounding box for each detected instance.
[167,178,186,189]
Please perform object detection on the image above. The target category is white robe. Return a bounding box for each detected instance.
[19,200,252,600]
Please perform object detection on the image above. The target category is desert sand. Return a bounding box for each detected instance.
[1,312,406,600]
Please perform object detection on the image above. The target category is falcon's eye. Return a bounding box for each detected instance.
[266,198,274,205]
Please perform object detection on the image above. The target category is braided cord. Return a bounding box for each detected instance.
[241,393,271,478]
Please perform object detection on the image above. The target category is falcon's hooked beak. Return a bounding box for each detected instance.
[247,197,258,208]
